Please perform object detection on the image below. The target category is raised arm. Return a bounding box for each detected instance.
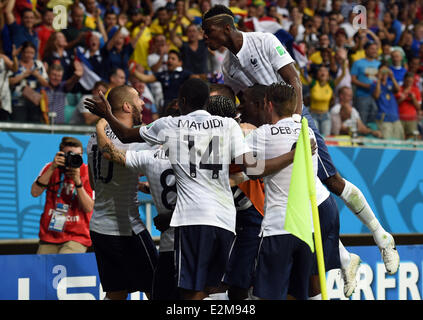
[96,118,127,166]
[5,0,16,25]
[84,91,144,143]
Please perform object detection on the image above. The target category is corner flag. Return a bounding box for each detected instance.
[285,117,328,300]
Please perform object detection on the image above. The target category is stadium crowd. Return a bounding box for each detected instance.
[0,0,421,140]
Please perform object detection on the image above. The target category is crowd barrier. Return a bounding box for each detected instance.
[0,244,422,300]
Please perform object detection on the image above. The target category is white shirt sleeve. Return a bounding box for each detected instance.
[139,117,172,145]
[265,33,295,73]
[125,149,149,174]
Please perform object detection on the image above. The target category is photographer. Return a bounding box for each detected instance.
[31,137,94,254]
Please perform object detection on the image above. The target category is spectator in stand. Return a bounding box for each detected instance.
[129,73,159,124]
[395,72,422,139]
[389,49,407,86]
[302,63,347,136]
[349,28,381,64]
[36,9,54,60]
[171,0,194,29]
[351,41,381,125]
[132,49,194,108]
[126,8,153,70]
[170,21,209,76]
[376,12,397,45]
[83,0,108,40]
[339,9,358,41]
[43,62,84,124]
[43,32,75,81]
[4,0,38,51]
[408,56,423,91]
[371,64,405,140]
[104,9,119,40]
[147,34,168,111]
[411,23,423,57]
[31,136,94,254]
[398,29,415,62]
[0,44,19,121]
[63,5,91,50]
[77,31,107,81]
[150,6,183,51]
[8,41,49,123]
[331,47,351,101]
[70,80,108,125]
[101,16,145,80]
[108,67,126,89]
[331,86,382,138]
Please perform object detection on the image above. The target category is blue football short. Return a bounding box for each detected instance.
[223,205,262,289]
[252,234,314,300]
[174,225,235,291]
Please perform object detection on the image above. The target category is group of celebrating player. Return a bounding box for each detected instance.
[84,5,400,300]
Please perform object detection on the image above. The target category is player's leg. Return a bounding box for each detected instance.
[302,107,399,274]
[204,227,236,299]
[224,207,263,300]
[89,231,130,300]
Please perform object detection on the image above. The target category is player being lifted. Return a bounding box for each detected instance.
[201,4,399,276]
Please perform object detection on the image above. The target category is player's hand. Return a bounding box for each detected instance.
[137,181,150,194]
[84,91,112,118]
[153,213,172,232]
[52,151,66,169]
[96,118,108,131]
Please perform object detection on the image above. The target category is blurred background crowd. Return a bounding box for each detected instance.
[0,0,421,141]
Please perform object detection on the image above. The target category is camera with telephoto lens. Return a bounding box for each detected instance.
[64,152,83,168]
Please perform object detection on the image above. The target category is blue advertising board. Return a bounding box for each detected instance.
[0,245,421,300]
[0,131,422,238]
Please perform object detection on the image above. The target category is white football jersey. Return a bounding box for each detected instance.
[87,126,147,236]
[126,146,176,252]
[139,110,251,233]
[222,31,294,94]
[245,117,329,237]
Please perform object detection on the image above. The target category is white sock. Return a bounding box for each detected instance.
[340,179,388,248]
[338,240,351,269]
[308,294,322,300]
[207,292,229,300]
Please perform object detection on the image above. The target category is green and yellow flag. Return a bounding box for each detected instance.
[285,117,328,300]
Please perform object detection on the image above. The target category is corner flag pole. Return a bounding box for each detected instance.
[301,118,328,300]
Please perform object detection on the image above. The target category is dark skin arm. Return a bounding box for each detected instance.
[278,62,303,115]
[84,91,144,143]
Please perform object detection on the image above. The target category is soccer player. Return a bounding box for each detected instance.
[85,78,299,300]
[201,4,399,276]
[94,117,179,300]
[206,95,264,300]
[243,83,325,299]
[239,84,358,299]
[87,85,158,300]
